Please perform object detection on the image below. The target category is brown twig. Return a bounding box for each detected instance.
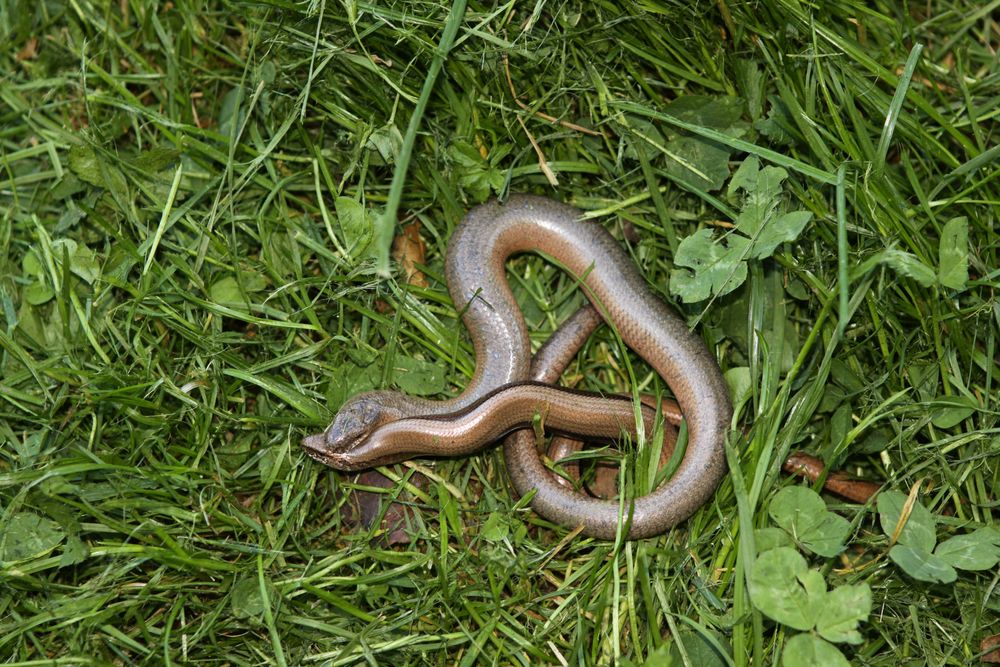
[783,452,882,504]
[502,53,600,136]
[517,115,559,186]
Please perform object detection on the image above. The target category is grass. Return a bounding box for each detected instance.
[1,0,998,664]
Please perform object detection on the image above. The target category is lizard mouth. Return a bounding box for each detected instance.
[301,432,333,465]
[301,431,370,470]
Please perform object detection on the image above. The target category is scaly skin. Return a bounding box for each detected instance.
[303,195,731,539]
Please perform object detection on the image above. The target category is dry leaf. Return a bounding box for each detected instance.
[983,635,1000,663]
[16,38,38,61]
[392,221,428,288]
[345,470,427,546]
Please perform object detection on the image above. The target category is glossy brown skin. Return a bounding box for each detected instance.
[304,195,732,539]
[303,381,666,470]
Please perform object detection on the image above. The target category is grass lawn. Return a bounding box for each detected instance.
[2,1,998,664]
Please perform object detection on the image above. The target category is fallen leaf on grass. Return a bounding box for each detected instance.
[982,634,1000,663]
[16,38,38,61]
[342,470,428,546]
[392,221,428,287]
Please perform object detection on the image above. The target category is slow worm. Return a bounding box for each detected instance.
[303,195,732,539]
